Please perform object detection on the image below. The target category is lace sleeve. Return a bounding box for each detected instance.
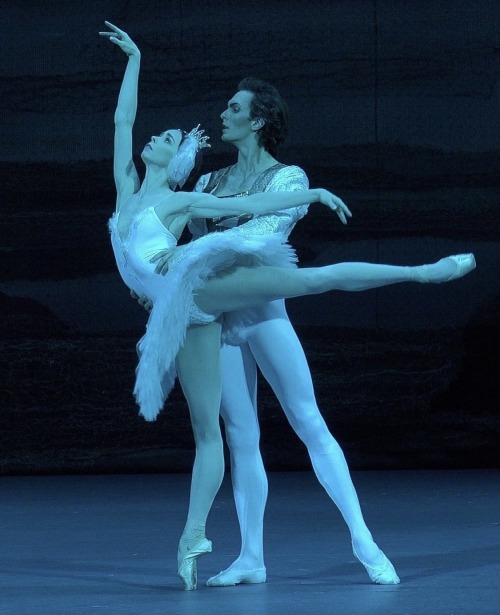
[237,165,310,238]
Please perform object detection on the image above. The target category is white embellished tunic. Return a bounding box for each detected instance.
[191,163,310,344]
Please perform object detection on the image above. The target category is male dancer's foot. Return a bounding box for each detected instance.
[352,534,400,585]
[206,558,266,587]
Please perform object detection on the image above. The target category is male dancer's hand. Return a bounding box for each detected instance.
[151,248,177,275]
[130,290,152,312]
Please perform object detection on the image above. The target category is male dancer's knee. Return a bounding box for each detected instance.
[223,416,261,456]
[288,407,335,454]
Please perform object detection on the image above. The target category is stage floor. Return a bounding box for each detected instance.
[1,469,498,615]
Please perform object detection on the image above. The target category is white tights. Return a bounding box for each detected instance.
[176,323,225,548]
[176,256,464,552]
[220,303,378,571]
[196,258,458,317]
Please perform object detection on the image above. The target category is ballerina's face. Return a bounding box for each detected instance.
[220,90,255,143]
[141,129,183,166]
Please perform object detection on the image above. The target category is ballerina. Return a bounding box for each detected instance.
[100,22,476,590]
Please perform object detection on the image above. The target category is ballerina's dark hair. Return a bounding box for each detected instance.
[238,77,289,157]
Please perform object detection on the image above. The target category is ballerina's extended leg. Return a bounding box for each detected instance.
[196,254,476,316]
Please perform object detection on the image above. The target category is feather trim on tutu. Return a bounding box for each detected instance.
[133,229,297,421]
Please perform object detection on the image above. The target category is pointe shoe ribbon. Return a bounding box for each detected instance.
[177,537,212,591]
[352,545,400,585]
[206,567,266,587]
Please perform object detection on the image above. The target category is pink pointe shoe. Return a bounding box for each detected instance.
[177,537,212,591]
[352,545,400,585]
[414,253,476,283]
[206,567,267,587]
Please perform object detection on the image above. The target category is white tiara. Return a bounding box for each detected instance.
[186,124,211,152]
[168,124,211,189]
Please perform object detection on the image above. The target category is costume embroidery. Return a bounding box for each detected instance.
[204,163,287,232]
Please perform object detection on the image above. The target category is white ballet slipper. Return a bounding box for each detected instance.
[206,566,266,587]
[352,544,400,585]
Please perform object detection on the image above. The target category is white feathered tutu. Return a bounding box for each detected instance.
[109,210,297,421]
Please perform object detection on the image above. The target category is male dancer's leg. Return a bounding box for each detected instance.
[206,344,268,586]
[247,303,399,583]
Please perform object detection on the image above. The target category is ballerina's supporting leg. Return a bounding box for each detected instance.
[175,322,224,590]
[196,255,476,316]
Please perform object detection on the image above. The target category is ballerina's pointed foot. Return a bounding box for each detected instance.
[206,566,267,587]
[353,545,400,585]
[177,537,212,590]
[440,253,476,282]
[413,253,476,284]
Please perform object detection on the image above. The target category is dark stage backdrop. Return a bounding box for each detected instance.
[1,0,499,474]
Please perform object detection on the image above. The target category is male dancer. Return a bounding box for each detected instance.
[153,77,400,586]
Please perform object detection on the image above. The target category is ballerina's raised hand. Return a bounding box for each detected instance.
[99,21,140,57]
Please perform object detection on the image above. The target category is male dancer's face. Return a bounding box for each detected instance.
[220,90,255,145]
